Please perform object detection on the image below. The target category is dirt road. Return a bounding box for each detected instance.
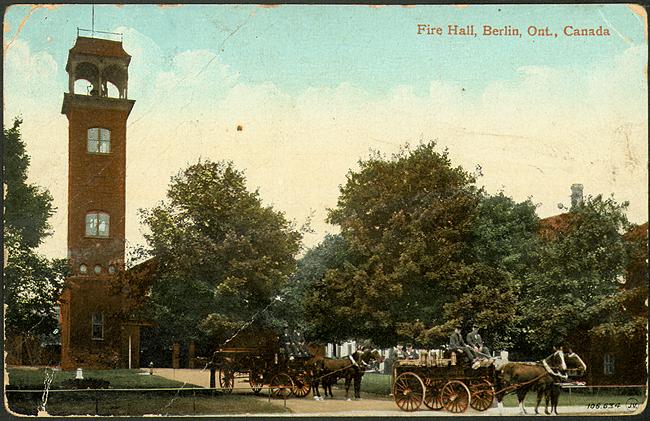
[152,369,637,416]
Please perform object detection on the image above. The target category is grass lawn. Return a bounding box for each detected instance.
[6,367,198,389]
[7,392,289,416]
[357,373,646,408]
[6,368,289,415]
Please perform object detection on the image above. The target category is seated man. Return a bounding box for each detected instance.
[449,327,476,363]
[394,344,406,359]
[405,344,419,360]
[466,325,491,358]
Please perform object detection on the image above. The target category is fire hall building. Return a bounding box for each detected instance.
[59,35,147,370]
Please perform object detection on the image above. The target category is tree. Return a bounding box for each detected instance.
[3,246,67,339]
[520,195,632,355]
[3,118,66,343]
[274,234,347,339]
[3,118,54,248]
[469,192,539,280]
[311,142,487,347]
[463,193,540,351]
[139,160,302,352]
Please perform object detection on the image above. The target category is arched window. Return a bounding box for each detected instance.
[86,212,110,237]
[87,128,111,154]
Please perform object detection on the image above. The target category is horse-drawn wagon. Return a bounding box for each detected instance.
[209,327,314,398]
[391,350,496,412]
[392,348,587,414]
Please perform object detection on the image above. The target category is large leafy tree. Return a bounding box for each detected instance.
[139,160,302,353]
[310,143,488,347]
[275,234,347,339]
[521,195,632,355]
[460,193,539,351]
[3,118,67,342]
[280,234,349,337]
[469,193,539,280]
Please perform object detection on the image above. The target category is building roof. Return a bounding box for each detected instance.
[538,212,573,240]
[70,36,130,58]
[623,222,648,241]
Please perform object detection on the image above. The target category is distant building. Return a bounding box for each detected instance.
[58,34,148,369]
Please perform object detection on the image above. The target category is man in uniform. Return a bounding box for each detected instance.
[466,324,491,358]
[449,327,476,362]
[405,344,419,360]
[281,326,296,360]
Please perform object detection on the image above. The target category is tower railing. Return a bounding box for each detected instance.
[77,28,123,42]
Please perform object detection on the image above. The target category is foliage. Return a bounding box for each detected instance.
[139,160,302,350]
[520,195,632,354]
[469,192,539,279]
[308,142,484,347]
[275,234,348,334]
[3,247,67,338]
[463,192,539,350]
[3,118,54,248]
[3,118,66,340]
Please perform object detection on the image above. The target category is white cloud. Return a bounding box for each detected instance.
[3,39,59,119]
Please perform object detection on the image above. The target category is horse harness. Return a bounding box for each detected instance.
[495,371,548,396]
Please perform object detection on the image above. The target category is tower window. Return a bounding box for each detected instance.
[85,212,110,237]
[91,312,104,340]
[87,128,111,154]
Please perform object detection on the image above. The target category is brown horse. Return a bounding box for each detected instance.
[310,356,353,399]
[312,349,384,400]
[495,349,566,415]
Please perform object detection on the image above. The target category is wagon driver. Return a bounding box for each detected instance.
[466,324,491,358]
[449,326,476,362]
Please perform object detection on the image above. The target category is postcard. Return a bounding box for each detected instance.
[3,3,647,417]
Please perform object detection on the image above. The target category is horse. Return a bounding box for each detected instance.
[311,349,384,400]
[536,349,587,415]
[495,348,567,415]
[310,356,352,399]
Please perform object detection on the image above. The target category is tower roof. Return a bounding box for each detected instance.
[69,36,130,59]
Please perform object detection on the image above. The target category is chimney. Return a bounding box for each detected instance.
[570,184,583,208]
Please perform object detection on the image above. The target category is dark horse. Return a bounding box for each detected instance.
[495,349,567,415]
[311,349,384,400]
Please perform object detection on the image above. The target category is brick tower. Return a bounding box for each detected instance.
[59,35,138,369]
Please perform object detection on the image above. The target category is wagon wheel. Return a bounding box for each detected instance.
[440,380,471,413]
[249,370,264,395]
[219,368,235,394]
[270,373,293,399]
[393,372,425,411]
[469,379,495,411]
[291,372,311,398]
[423,382,443,410]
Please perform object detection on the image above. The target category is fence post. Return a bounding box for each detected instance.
[95,391,99,415]
[209,367,216,389]
[193,390,196,414]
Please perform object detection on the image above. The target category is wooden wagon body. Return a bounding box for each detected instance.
[392,350,497,412]
[210,328,313,398]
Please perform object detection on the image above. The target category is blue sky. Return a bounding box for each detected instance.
[3,4,647,260]
[5,4,644,97]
